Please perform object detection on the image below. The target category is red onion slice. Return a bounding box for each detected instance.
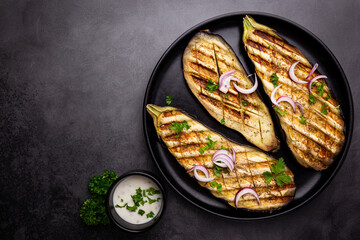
[271,84,282,106]
[235,187,261,208]
[276,96,296,113]
[187,165,214,182]
[307,75,328,93]
[295,102,305,115]
[219,70,239,93]
[232,73,258,94]
[212,153,234,172]
[289,61,308,84]
[305,63,318,79]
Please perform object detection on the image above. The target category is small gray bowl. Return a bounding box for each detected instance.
[106,170,166,233]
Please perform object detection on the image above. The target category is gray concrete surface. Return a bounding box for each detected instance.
[0,0,359,239]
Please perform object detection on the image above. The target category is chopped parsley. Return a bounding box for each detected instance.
[199,130,204,133]
[146,211,155,219]
[205,78,218,93]
[321,103,328,115]
[165,94,174,105]
[274,106,287,116]
[270,73,279,87]
[170,120,191,138]
[138,209,145,216]
[263,157,292,187]
[317,82,325,96]
[210,181,222,193]
[309,93,316,104]
[199,136,217,154]
[267,45,270,49]
[225,93,229,99]
[325,94,332,101]
[213,165,223,177]
[221,118,225,125]
[242,100,248,106]
[335,105,340,109]
[299,115,307,124]
[221,145,229,151]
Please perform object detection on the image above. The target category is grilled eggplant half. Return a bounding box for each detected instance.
[183,31,279,152]
[242,15,345,170]
[146,104,295,211]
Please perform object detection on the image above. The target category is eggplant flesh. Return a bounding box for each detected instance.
[183,30,280,152]
[147,104,295,211]
[242,15,345,170]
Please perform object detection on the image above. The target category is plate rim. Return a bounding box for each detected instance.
[142,11,354,220]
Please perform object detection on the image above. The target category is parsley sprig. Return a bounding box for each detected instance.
[274,106,287,116]
[270,73,279,87]
[166,94,174,105]
[317,82,325,96]
[263,158,292,187]
[309,93,316,104]
[210,181,222,193]
[199,136,217,154]
[170,120,191,138]
[205,79,219,93]
[299,115,307,124]
[321,103,328,115]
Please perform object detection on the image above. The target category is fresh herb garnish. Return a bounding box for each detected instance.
[335,105,340,109]
[210,181,222,193]
[317,82,325,96]
[274,106,287,116]
[166,94,174,105]
[221,145,229,151]
[199,136,217,154]
[325,94,332,101]
[170,120,191,138]
[138,209,145,216]
[213,165,222,177]
[321,103,328,115]
[263,158,292,187]
[309,93,316,104]
[242,100,248,106]
[146,187,161,196]
[221,118,225,125]
[223,168,230,174]
[205,78,219,93]
[299,115,307,124]
[267,45,270,49]
[146,211,155,218]
[270,73,279,87]
[199,130,204,133]
[225,93,229,99]
[80,170,119,225]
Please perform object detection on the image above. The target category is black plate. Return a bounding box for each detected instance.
[142,12,354,220]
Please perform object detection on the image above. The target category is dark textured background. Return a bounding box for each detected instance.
[0,0,359,239]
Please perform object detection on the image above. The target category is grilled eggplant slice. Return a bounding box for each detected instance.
[183,31,279,152]
[146,104,295,211]
[242,15,345,170]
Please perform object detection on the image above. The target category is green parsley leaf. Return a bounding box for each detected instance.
[275,172,292,187]
[199,130,204,133]
[267,45,270,49]
[223,168,230,174]
[309,93,316,104]
[221,118,225,125]
[262,157,291,187]
[146,211,155,218]
[325,94,332,101]
[210,181,217,188]
[205,79,219,93]
[88,170,119,196]
[199,136,217,154]
[335,105,340,109]
[321,103,328,115]
[317,82,325,96]
[146,196,158,204]
[146,187,161,196]
[209,181,222,193]
[242,100,248,106]
[225,93,229,99]
[138,209,145,216]
[213,165,222,177]
[263,171,273,183]
[299,115,307,124]
[121,199,123,202]
[80,196,109,225]
[126,204,138,212]
[198,148,205,154]
[270,73,279,87]
[274,106,287,116]
[221,145,229,151]
[170,120,191,138]
[166,94,174,105]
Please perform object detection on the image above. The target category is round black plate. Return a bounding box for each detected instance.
[142,12,354,220]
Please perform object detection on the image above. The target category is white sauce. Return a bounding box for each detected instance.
[113,175,163,224]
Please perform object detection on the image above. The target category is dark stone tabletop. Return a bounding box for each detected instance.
[1,0,359,239]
